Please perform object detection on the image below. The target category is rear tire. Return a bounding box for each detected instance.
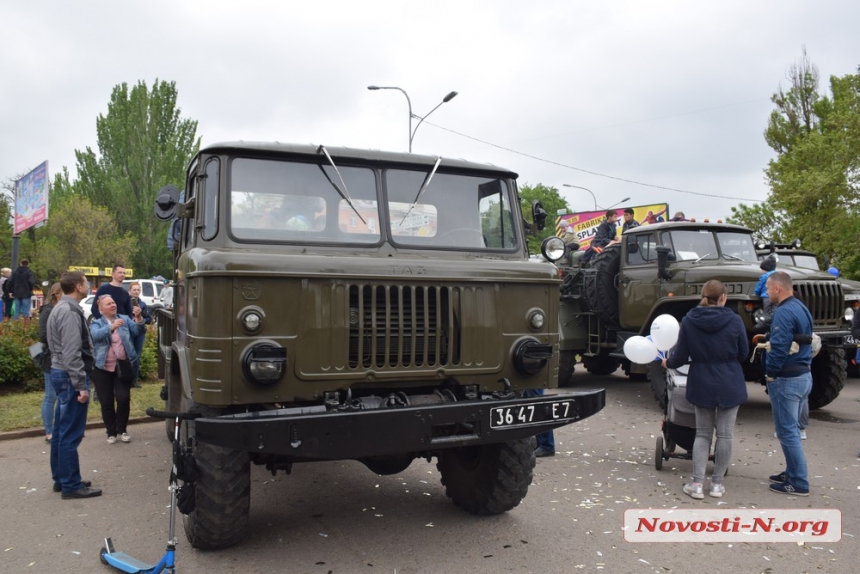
[809,347,845,410]
[437,438,535,515]
[182,399,251,550]
[583,354,621,376]
[654,436,663,470]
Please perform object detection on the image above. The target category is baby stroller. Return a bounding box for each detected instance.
[654,365,715,470]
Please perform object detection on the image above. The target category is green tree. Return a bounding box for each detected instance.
[57,80,200,277]
[764,54,860,278]
[37,193,138,282]
[726,201,788,244]
[518,183,570,255]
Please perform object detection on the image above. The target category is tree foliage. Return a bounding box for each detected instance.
[726,201,788,244]
[54,80,199,277]
[518,183,570,255]
[763,52,860,278]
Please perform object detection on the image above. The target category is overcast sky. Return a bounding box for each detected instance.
[2,1,859,220]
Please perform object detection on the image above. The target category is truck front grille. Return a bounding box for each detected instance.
[794,281,844,327]
[348,284,459,368]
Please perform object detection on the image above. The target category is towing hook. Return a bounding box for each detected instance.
[499,378,512,393]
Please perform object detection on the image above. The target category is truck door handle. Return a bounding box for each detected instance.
[619,277,631,286]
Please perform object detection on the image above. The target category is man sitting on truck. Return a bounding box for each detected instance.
[583,210,619,263]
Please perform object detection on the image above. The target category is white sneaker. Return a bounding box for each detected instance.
[683,482,704,500]
[120,433,131,443]
[106,436,117,444]
[800,430,807,440]
[709,483,725,498]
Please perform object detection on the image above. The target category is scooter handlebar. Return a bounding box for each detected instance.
[145,407,201,421]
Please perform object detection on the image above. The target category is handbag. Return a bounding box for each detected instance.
[115,358,135,384]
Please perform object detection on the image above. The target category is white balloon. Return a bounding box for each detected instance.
[650,314,680,351]
[624,336,659,365]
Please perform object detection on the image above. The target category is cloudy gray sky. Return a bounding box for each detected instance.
[2,0,859,220]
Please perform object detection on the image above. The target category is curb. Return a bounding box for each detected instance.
[0,416,162,442]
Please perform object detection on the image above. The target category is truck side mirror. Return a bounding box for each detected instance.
[656,246,672,280]
[154,185,182,221]
[532,200,547,231]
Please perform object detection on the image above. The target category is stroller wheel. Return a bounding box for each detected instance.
[655,436,664,470]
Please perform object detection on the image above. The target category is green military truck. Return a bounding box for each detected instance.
[152,142,605,549]
[539,220,853,410]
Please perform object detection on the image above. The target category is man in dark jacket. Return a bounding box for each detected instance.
[10,259,37,323]
[621,208,639,233]
[764,271,813,496]
[582,210,619,263]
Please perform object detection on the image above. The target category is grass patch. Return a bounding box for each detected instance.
[0,380,164,433]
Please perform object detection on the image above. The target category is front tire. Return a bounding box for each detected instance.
[558,350,576,387]
[583,354,621,376]
[182,399,251,550]
[809,347,846,410]
[436,438,535,515]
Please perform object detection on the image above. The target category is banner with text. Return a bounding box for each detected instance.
[556,203,669,248]
[14,161,50,234]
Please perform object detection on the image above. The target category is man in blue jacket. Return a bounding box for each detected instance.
[764,271,813,496]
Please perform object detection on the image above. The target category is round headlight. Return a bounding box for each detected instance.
[242,343,287,386]
[753,308,767,325]
[845,307,854,322]
[528,310,546,330]
[540,236,567,262]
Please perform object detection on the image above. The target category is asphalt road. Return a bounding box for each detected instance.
[2,371,858,574]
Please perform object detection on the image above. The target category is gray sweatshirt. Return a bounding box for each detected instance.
[46,295,94,390]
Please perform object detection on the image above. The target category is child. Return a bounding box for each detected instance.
[753,256,777,332]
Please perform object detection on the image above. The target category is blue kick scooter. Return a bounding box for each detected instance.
[99,408,200,573]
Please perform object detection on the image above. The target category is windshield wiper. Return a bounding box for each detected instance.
[399,156,442,226]
[317,145,366,224]
[723,253,743,261]
[693,253,712,264]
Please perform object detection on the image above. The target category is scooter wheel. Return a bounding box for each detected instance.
[99,547,108,565]
[655,436,664,470]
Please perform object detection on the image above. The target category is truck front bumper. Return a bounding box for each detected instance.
[194,389,605,460]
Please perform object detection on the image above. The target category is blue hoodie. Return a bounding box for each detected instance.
[666,305,749,408]
[765,296,813,378]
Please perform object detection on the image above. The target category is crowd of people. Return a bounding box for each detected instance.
[1,261,175,499]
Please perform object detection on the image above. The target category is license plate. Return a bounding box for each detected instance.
[845,335,856,345]
[490,400,576,429]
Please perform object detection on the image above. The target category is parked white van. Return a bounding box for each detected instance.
[121,279,165,311]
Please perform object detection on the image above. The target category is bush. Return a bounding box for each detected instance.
[0,320,43,389]
[138,324,159,381]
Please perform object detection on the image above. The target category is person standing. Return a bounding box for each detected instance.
[90,265,132,320]
[89,294,144,443]
[161,280,174,309]
[10,259,37,323]
[46,270,101,499]
[621,208,639,233]
[127,282,151,387]
[1,267,12,320]
[664,279,748,499]
[38,283,63,442]
[765,271,813,496]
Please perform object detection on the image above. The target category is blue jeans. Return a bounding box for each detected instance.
[41,372,57,436]
[769,372,812,490]
[131,330,146,381]
[523,389,556,451]
[49,369,90,494]
[13,296,31,318]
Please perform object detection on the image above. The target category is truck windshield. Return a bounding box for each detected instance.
[228,157,519,250]
[662,229,758,262]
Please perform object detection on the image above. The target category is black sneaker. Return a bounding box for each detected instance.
[769,482,809,496]
[54,480,92,493]
[534,447,556,458]
[769,472,788,483]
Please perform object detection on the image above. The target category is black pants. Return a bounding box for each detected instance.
[92,367,131,436]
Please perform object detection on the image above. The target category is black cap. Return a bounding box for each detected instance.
[760,257,776,272]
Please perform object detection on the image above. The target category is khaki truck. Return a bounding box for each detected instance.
[755,242,860,377]
[539,220,852,410]
[153,142,605,549]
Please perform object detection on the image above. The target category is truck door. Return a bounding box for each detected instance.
[619,232,661,331]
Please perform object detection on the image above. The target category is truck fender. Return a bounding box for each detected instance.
[170,342,194,400]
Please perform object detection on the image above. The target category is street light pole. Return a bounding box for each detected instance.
[604,197,631,211]
[562,184,597,211]
[368,86,458,152]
